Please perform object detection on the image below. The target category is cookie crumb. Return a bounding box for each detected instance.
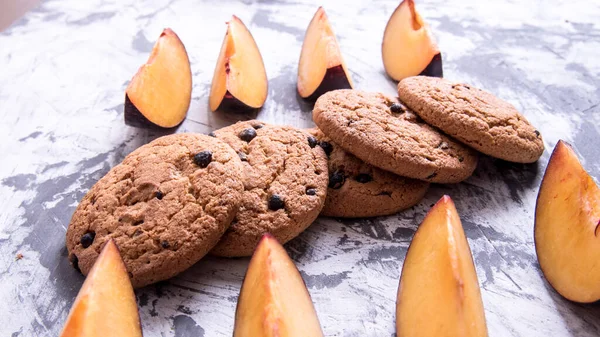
[15,253,23,261]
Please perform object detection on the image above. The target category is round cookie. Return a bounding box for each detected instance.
[397,76,544,163]
[210,120,328,257]
[313,90,478,183]
[308,128,429,218]
[66,133,244,288]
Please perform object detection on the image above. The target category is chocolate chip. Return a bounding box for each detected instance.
[208,132,217,138]
[535,130,540,137]
[133,220,144,226]
[155,190,163,200]
[426,172,438,180]
[252,124,263,129]
[80,232,95,248]
[390,103,404,113]
[464,84,471,89]
[70,255,81,273]
[133,229,143,237]
[355,174,372,183]
[239,128,257,142]
[268,195,285,211]
[238,151,247,161]
[306,188,317,196]
[458,156,464,162]
[308,136,318,148]
[329,170,346,189]
[193,150,212,168]
[319,141,333,156]
[378,191,392,197]
[161,241,170,249]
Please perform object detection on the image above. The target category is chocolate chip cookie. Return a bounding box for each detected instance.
[397,76,544,163]
[66,133,244,288]
[210,121,328,257]
[308,128,429,218]
[313,90,478,183]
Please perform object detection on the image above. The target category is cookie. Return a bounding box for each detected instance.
[397,76,544,163]
[308,128,429,218]
[313,90,478,183]
[66,133,244,288]
[210,120,328,257]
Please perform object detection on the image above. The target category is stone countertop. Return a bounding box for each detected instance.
[1,0,599,336]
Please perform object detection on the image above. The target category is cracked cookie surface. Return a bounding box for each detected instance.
[398,76,544,163]
[313,89,478,183]
[210,120,328,257]
[66,133,244,288]
[308,128,429,218]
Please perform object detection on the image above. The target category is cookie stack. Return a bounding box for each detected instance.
[66,76,543,288]
[67,121,330,287]
[312,76,544,212]
[307,128,429,218]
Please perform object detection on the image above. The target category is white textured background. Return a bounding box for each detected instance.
[1,0,599,336]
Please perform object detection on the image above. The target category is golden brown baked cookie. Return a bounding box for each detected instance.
[210,121,328,257]
[397,76,544,163]
[308,128,429,218]
[313,90,478,183]
[66,133,244,288]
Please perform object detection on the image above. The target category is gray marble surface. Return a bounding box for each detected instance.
[1,0,600,336]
